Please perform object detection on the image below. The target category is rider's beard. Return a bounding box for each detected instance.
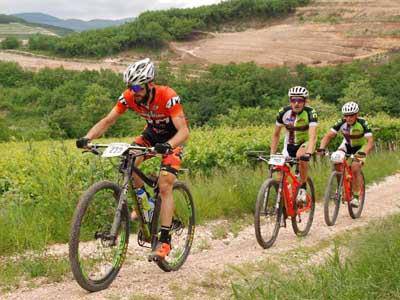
[134,85,153,106]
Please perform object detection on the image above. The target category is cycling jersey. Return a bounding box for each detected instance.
[331,118,372,148]
[276,106,318,146]
[115,85,184,143]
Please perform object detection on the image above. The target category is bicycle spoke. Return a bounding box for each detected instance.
[157,182,195,271]
[255,179,281,249]
[69,181,129,292]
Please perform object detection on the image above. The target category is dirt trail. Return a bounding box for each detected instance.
[0,50,129,73]
[3,173,400,300]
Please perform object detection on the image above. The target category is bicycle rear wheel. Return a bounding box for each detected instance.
[324,171,342,226]
[348,171,366,219]
[157,181,195,272]
[292,177,315,237]
[69,181,129,292]
[254,179,282,249]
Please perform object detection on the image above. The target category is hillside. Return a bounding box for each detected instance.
[13,12,133,32]
[172,0,400,66]
[0,14,73,37]
[0,0,399,68]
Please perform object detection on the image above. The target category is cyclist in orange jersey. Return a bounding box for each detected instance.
[76,58,189,259]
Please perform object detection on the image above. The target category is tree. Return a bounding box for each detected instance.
[338,78,387,115]
[1,36,20,49]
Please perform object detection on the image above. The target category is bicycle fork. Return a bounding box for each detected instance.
[277,181,287,228]
[107,183,129,246]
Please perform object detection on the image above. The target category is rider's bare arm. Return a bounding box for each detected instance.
[319,130,337,150]
[306,125,318,154]
[168,115,189,148]
[364,135,374,155]
[85,108,121,140]
[270,125,283,154]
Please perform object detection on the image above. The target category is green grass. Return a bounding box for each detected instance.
[188,150,400,225]
[0,140,399,256]
[231,213,400,300]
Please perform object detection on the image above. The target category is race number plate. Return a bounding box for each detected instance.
[268,154,286,166]
[102,143,130,158]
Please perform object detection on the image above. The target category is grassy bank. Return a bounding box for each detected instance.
[0,138,399,256]
[232,213,400,299]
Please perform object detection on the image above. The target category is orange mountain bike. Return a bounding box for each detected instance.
[249,152,315,249]
[323,152,365,226]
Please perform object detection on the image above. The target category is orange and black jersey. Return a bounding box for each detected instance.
[115,85,185,144]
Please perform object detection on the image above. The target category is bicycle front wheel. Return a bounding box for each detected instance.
[292,177,315,237]
[254,179,282,249]
[348,171,366,219]
[157,181,195,272]
[69,181,129,292]
[324,171,342,226]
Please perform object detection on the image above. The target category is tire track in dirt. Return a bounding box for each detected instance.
[3,173,400,300]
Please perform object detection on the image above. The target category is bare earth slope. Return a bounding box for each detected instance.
[173,0,400,67]
[3,173,400,300]
[1,0,400,71]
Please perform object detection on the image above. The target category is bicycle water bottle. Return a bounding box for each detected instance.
[136,188,154,223]
[147,197,155,223]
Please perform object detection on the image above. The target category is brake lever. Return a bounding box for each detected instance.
[82,148,100,155]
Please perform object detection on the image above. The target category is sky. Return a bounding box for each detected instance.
[1,0,223,20]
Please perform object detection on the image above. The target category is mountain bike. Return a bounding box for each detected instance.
[69,143,195,292]
[249,152,315,249]
[323,152,365,226]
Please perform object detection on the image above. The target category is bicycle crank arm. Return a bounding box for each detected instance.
[148,253,160,262]
[94,231,117,246]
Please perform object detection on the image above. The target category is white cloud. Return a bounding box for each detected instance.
[0,0,222,20]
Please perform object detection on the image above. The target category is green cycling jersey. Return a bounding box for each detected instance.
[331,117,372,147]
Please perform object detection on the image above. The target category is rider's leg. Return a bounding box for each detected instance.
[130,135,152,220]
[296,146,308,185]
[130,156,145,220]
[351,161,362,194]
[158,171,176,235]
[153,148,182,258]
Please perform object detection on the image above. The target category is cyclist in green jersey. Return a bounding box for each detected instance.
[318,101,374,207]
[270,86,318,205]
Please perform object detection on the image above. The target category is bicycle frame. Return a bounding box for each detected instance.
[248,152,312,218]
[273,164,306,217]
[335,157,354,203]
[89,144,160,248]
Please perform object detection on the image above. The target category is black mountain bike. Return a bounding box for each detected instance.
[69,143,195,292]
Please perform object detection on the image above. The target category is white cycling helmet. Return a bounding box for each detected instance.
[342,101,359,115]
[288,86,309,98]
[123,58,155,86]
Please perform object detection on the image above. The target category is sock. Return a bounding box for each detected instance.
[160,226,171,244]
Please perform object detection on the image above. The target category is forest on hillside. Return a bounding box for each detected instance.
[22,0,310,57]
[0,54,399,141]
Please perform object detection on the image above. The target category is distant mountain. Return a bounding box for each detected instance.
[0,14,73,36]
[13,13,133,32]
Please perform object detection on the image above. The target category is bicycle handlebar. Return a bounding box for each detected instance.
[88,143,155,152]
[83,143,156,156]
[246,151,299,164]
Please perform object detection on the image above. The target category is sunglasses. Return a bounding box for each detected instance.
[130,84,146,93]
[290,97,305,103]
[344,113,357,117]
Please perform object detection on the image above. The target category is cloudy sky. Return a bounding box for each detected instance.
[1,0,222,20]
